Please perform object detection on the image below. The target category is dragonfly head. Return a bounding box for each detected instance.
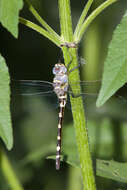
[52,64,67,75]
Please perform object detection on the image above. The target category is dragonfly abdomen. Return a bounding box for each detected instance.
[56,96,67,170]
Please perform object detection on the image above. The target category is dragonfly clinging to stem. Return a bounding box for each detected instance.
[12,60,127,170]
[11,60,101,170]
[52,63,69,170]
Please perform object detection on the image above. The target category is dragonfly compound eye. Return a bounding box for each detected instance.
[52,64,67,75]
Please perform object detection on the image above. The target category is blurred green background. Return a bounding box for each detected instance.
[0,0,127,189]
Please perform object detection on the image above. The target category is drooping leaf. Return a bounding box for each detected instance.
[0,54,13,150]
[48,155,127,182]
[96,159,127,183]
[48,156,127,183]
[0,0,23,38]
[97,11,127,107]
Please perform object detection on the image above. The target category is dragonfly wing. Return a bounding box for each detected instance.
[69,80,101,86]
[68,80,101,96]
[11,80,59,109]
[68,85,100,98]
[11,80,54,96]
[68,87,127,121]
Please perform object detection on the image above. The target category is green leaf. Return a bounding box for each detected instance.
[0,54,13,150]
[96,159,127,183]
[0,0,23,38]
[47,156,127,183]
[96,11,127,107]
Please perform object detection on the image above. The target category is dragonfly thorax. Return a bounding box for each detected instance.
[53,75,68,84]
[53,64,68,98]
[53,82,68,97]
[53,75,68,97]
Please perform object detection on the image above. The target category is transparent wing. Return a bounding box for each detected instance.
[68,80,101,96]
[66,80,100,110]
[11,80,59,109]
[69,79,101,86]
[69,79,127,96]
[11,80,54,96]
[11,79,127,107]
[11,79,101,96]
[67,80,127,113]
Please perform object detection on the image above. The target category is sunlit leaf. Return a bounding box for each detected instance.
[0,0,23,38]
[0,54,13,150]
[97,11,127,107]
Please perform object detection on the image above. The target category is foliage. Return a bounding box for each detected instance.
[97,11,127,106]
[0,0,23,37]
[0,55,13,150]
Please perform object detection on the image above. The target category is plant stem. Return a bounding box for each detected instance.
[58,0,96,189]
[75,0,118,42]
[24,0,61,41]
[74,0,94,38]
[0,148,24,190]
[19,17,60,47]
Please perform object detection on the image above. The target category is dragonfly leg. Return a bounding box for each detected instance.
[66,52,79,73]
[60,42,78,48]
[60,43,85,75]
[57,45,73,69]
[68,65,79,74]
[68,85,82,98]
[69,56,86,72]
[60,42,75,70]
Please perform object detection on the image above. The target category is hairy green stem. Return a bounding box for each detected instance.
[58,0,96,189]
[75,0,118,41]
[74,0,94,38]
[19,17,60,47]
[0,148,24,190]
[24,0,61,41]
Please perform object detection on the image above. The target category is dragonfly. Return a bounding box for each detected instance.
[10,62,107,170]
